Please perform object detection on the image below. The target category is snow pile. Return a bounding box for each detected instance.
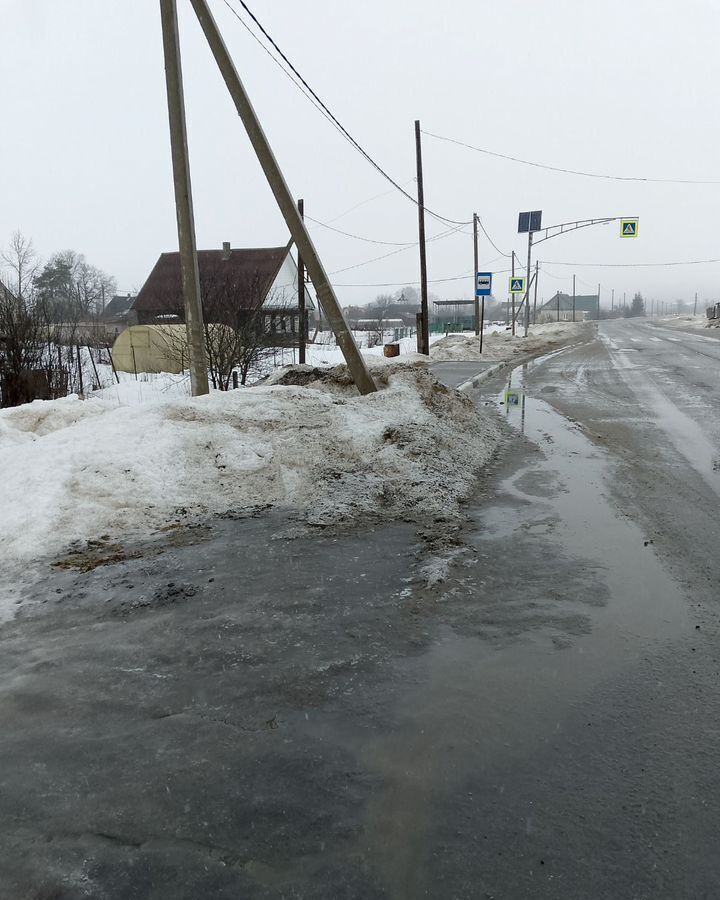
[0,361,500,586]
[92,372,192,407]
[264,331,447,370]
[656,315,719,331]
[430,321,586,362]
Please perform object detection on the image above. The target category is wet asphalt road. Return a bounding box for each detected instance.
[2,319,720,899]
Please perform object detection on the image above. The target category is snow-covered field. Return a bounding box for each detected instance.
[655,314,719,331]
[0,360,501,617]
[430,321,587,362]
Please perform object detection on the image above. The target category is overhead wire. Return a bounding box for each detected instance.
[333,259,511,288]
[476,217,511,258]
[305,216,420,247]
[422,130,720,185]
[327,224,470,275]
[324,179,417,224]
[540,257,720,268]
[539,265,596,290]
[221,0,474,228]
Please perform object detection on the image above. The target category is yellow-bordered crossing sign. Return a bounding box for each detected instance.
[620,218,639,238]
[509,276,526,294]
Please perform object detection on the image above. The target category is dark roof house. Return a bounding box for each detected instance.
[536,292,599,321]
[101,293,137,325]
[132,243,312,326]
[539,293,599,315]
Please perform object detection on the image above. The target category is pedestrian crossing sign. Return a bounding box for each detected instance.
[509,276,526,294]
[620,218,638,238]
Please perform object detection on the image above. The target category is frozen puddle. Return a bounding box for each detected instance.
[492,360,688,655]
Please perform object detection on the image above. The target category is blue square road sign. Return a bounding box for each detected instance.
[476,272,492,296]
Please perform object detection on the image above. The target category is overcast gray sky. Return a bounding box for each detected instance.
[2,0,719,309]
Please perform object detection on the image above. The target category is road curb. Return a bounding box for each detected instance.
[455,338,588,394]
[456,362,511,393]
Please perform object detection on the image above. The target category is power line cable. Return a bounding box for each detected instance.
[539,265,596,290]
[305,216,420,247]
[325,179,417,224]
[218,0,355,154]
[327,224,468,275]
[540,257,720,268]
[306,214,472,247]
[333,261,511,288]
[476,216,511,258]
[221,0,473,226]
[422,130,720,185]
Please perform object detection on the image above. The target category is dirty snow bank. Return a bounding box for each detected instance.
[430,321,587,362]
[0,361,500,590]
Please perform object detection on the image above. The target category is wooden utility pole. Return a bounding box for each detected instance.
[159,0,209,397]
[597,283,601,321]
[297,198,306,365]
[415,120,430,355]
[473,213,479,336]
[572,274,576,322]
[188,0,375,394]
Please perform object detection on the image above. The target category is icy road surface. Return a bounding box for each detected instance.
[2,319,720,898]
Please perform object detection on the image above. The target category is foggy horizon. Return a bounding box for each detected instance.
[3,0,719,310]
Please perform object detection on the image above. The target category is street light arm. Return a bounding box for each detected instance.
[533,216,637,245]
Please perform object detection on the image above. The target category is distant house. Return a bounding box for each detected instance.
[353,318,405,332]
[537,292,598,323]
[131,242,314,343]
[100,293,137,338]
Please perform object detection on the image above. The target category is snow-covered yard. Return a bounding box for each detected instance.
[0,359,501,617]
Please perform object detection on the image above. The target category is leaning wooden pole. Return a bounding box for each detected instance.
[188,0,376,394]
[159,0,209,397]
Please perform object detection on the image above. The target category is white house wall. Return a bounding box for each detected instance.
[264,252,316,311]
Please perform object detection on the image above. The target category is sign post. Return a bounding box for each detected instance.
[476,271,492,353]
[518,210,542,337]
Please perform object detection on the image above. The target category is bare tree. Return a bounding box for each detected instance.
[150,263,290,387]
[368,293,394,347]
[1,231,40,301]
[0,234,98,405]
[0,234,50,406]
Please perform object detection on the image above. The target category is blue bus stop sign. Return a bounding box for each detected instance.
[476,272,492,297]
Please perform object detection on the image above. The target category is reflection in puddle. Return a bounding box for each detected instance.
[358,363,686,900]
[309,355,691,899]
